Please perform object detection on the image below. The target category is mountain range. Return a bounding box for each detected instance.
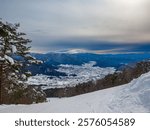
[28,52,150,76]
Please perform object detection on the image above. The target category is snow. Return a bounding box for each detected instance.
[66,49,88,54]
[27,62,116,89]
[25,71,32,75]
[21,74,27,80]
[0,71,150,113]
[28,60,36,64]
[0,57,4,61]
[12,45,17,53]
[4,55,14,65]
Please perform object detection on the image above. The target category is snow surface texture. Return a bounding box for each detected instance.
[27,61,116,89]
[0,71,150,113]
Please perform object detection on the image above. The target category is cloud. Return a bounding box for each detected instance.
[0,0,150,52]
[66,48,129,54]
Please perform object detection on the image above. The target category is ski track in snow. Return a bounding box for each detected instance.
[0,72,150,113]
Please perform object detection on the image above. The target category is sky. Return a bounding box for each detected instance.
[0,0,150,53]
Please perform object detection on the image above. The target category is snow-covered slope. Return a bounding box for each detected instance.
[1,71,150,113]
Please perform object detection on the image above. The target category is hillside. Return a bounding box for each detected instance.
[43,61,150,97]
[0,71,150,113]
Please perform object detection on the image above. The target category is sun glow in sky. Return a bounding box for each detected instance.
[0,0,150,53]
[120,0,143,5]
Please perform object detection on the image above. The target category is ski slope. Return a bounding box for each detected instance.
[0,71,150,113]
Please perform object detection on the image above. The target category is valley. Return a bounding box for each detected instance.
[27,61,116,89]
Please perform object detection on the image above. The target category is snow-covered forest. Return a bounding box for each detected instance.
[0,19,46,104]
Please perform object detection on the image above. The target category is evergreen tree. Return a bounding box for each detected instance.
[0,19,45,104]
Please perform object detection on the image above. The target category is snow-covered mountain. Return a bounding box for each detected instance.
[1,71,150,113]
[28,53,150,76]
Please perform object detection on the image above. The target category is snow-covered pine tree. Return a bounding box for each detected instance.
[0,19,46,104]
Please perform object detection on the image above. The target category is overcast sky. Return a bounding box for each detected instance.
[0,0,150,53]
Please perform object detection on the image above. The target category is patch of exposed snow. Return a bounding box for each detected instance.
[4,55,14,65]
[21,74,27,80]
[12,45,17,53]
[0,57,4,61]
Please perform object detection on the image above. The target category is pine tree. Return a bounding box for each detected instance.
[0,19,45,104]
